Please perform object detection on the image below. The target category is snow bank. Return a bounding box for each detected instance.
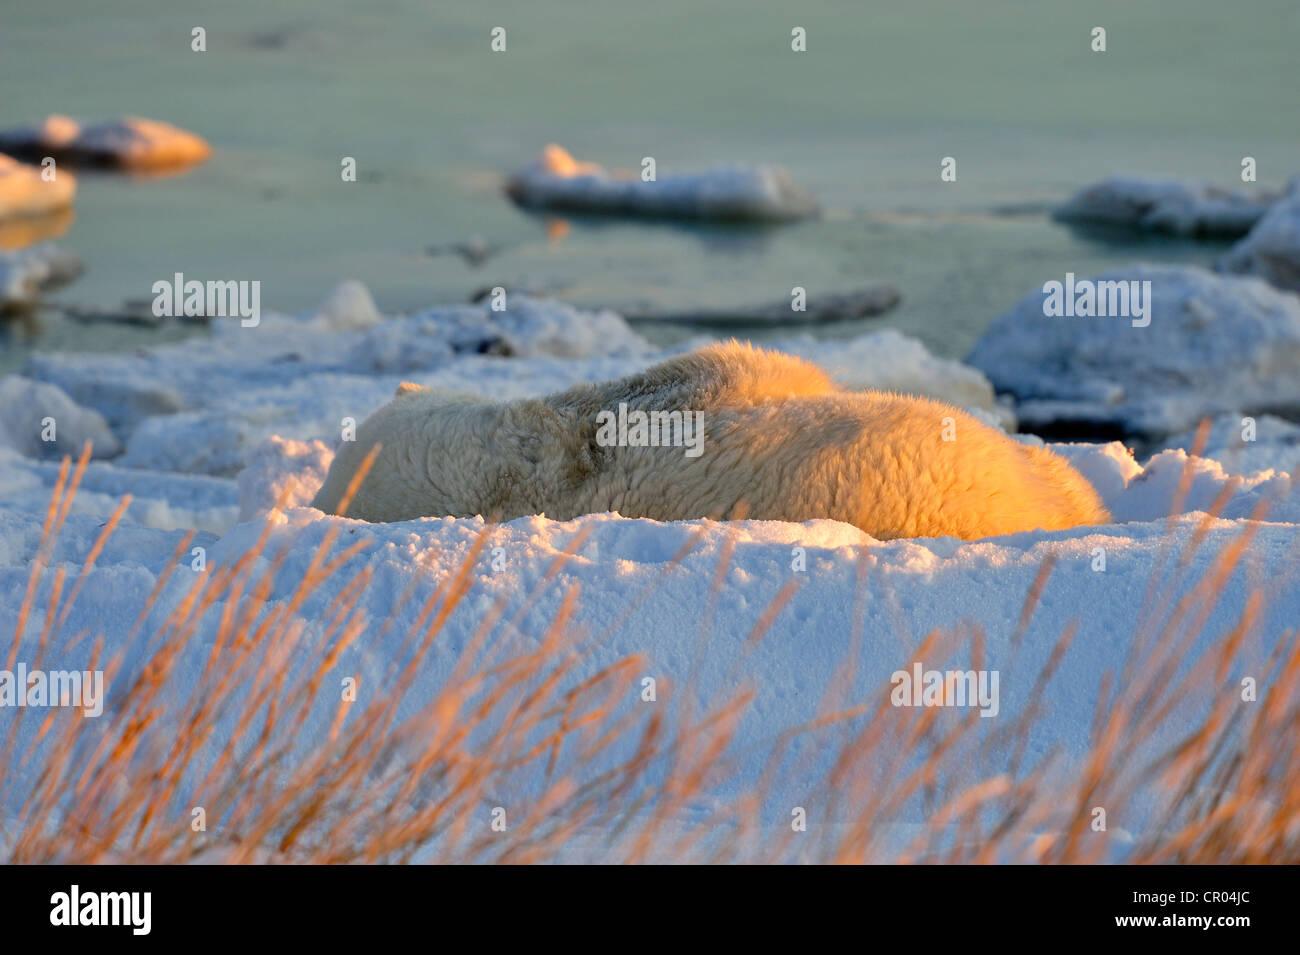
[0,153,76,223]
[0,448,237,534]
[1220,187,1300,292]
[1042,439,1296,524]
[1053,176,1276,238]
[0,376,120,459]
[967,266,1300,438]
[0,115,211,171]
[506,144,818,223]
[3,471,1295,834]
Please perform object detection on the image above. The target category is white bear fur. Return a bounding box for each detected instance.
[311,342,1109,540]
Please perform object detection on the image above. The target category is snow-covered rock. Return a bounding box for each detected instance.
[0,115,211,171]
[0,376,120,459]
[967,266,1300,438]
[0,153,76,223]
[506,144,818,222]
[1053,176,1277,238]
[1220,188,1300,292]
[0,243,82,311]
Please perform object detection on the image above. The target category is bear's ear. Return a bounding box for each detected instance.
[395,382,427,397]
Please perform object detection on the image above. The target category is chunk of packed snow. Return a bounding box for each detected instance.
[345,297,650,372]
[237,436,333,520]
[0,243,82,311]
[0,153,76,223]
[1158,413,1300,476]
[1220,187,1300,292]
[506,144,818,222]
[1053,176,1276,238]
[0,376,120,459]
[967,266,1300,438]
[313,279,382,331]
[1045,439,1297,524]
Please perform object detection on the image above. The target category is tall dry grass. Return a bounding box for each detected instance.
[1,436,1297,863]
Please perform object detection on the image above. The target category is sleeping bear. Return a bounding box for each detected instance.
[311,342,1109,540]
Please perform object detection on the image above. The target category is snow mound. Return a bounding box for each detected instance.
[1048,439,1297,524]
[237,436,333,520]
[313,279,382,331]
[966,265,1300,439]
[1220,187,1300,292]
[1053,176,1276,238]
[0,448,237,534]
[4,484,1295,832]
[1158,413,1300,476]
[0,376,120,459]
[506,144,818,223]
[346,297,649,372]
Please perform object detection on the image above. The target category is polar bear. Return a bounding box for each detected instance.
[311,342,1109,539]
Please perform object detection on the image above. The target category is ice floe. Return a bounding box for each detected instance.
[506,144,818,223]
[967,266,1300,439]
[1053,176,1278,238]
[0,153,76,223]
[0,115,211,171]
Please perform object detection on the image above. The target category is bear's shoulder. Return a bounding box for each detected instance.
[635,341,837,410]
